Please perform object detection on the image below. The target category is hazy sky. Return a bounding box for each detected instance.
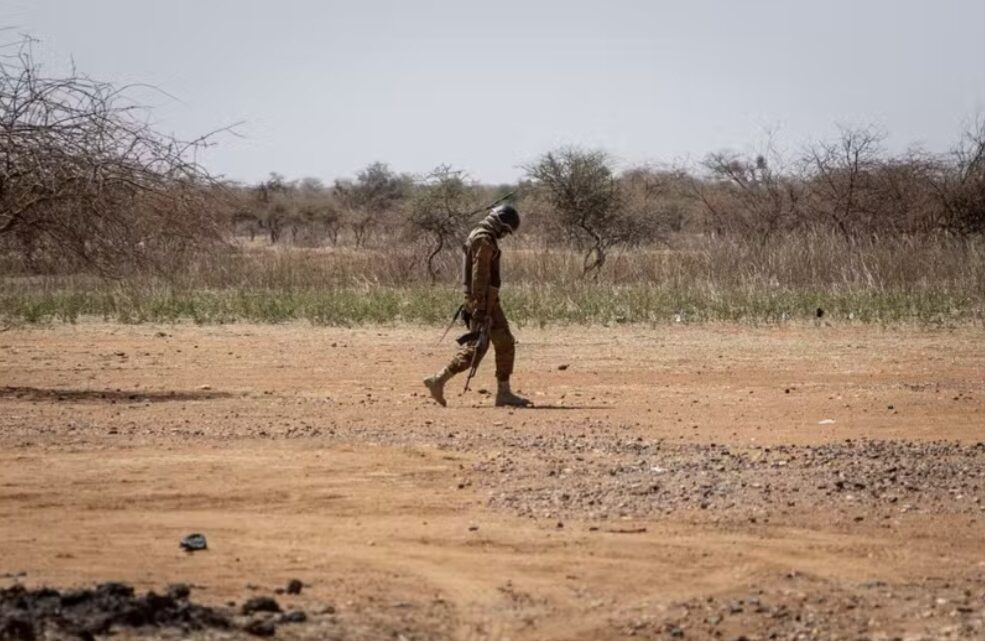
[6,0,984,184]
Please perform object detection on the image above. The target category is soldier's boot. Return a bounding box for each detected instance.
[423,367,456,407]
[495,379,532,407]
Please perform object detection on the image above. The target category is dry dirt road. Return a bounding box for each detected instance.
[1,322,983,641]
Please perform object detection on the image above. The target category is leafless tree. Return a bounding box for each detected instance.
[0,35,226,275]
[801,126,885,238]
[407,165,480,282]
[866,152,941,234]
[929,117,985,235]
[696,142,803,238]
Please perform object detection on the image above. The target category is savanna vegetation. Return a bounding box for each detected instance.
[2,37,983,326]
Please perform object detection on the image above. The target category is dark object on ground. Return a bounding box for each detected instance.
[0,582,230,640]
[279,610,308,624]
[242,597,281,615]
[179,533,208,552]
[166,583,190,600]
[243,618,277,637]
[286,579,303,595]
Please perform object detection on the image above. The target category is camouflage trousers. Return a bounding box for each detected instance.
[447,304,515,381]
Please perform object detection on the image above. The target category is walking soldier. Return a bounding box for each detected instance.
[424,204,532,407]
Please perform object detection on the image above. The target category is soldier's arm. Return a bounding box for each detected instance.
[470,238,495,312]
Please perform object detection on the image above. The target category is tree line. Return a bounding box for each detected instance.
[227,122,985,276]
[3,35,984,279]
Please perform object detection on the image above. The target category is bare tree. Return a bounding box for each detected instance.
[930,117,985,235]
[801,126,885,238]
[696,141,803,238]
[866,152,941,235]
[407,165,479,282]
[0,35,226,275]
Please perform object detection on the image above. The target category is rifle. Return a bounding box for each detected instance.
[437,304,464,345]
[462,316,491,393]
[436,304,476,346]
[461,190,517,221]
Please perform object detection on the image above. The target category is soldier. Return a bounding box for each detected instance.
[424,204,532,408]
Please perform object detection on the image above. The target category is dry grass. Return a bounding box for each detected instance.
[1,233,982,326]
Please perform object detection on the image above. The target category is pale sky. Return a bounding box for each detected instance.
[6,0,985,184]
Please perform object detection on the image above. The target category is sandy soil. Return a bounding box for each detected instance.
[1,322,983,640]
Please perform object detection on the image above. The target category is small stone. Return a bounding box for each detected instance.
[242,597,281,615]
[243,618,276,637]
[179,533,208,552]
[286,579,303,595]
[279,610,307,624]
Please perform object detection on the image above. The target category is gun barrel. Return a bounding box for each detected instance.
[462,319,491,393]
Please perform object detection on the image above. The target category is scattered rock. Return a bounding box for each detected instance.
[242,597,281,615]
[279,610,307,624]
[0,582,230,640]
[286,579,303,595]
[179,533,208,552]
[243,618,276,637]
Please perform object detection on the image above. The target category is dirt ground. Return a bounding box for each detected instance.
[1,322,983,641]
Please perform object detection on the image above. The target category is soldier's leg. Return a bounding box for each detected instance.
[489,306,530,407]
[488,305,515,382]
[424,322,490,407]
[448,330,490,375]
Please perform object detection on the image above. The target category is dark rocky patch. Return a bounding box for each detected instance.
[473,437,985,521]
[0,582,230,640]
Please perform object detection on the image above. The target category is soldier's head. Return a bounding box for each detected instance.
[486,204,520,238]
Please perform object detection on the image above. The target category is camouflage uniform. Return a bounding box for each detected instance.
[423,209,530,407]
[446,220,516,381]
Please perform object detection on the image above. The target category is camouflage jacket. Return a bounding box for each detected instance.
[461,221,502,313]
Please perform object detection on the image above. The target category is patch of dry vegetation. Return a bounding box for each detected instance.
[2,36,983,326]
[2,232,981,325]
